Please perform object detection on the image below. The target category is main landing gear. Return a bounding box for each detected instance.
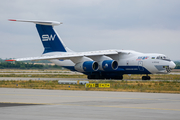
[142,74,151,80]
[87,74,123,80]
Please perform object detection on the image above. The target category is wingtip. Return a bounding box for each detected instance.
[8,19,16,21]
[5,59,16,62]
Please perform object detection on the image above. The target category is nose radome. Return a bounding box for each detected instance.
[169,61,176,69]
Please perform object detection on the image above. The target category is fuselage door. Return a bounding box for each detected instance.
[138,61,144,71]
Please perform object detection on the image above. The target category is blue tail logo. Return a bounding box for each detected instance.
[42,34,56,41]
[36,24,67,53]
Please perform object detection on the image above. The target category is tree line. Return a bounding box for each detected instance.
[174,61,180,69]
[0,59,62,69]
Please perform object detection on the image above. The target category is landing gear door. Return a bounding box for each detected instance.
[138,61,144,71]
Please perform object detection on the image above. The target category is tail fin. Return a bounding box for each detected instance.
[36,24,66,53]
[9,19,69,53]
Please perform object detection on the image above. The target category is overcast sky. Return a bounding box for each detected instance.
[0,0,180,60]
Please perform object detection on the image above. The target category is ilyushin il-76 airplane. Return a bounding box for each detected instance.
[6,19,176,80]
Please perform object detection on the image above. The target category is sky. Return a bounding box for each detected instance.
[0,0,180,60]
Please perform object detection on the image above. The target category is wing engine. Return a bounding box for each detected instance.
[74,61,99,72]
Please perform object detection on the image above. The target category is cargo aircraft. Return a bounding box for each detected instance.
[6,19,176,80]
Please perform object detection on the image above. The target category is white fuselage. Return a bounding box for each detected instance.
[43,50,176,75]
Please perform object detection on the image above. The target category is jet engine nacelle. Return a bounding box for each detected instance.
[99,60,118,71]
[74,61,99,72]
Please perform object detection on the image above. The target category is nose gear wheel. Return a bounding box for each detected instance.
[166,66,171,73]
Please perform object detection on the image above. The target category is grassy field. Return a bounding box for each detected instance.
[0,69,180,93]
[0,80,180,93]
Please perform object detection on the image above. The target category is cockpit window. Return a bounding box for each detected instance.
[156,56,171,61]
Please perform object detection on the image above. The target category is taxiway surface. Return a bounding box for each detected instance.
[0,88,180,120]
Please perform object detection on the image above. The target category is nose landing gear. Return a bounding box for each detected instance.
[166,66,171,73]
[142,74,151,80]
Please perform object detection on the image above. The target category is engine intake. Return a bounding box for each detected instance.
[74,61,99,72]
[101,60,118,71]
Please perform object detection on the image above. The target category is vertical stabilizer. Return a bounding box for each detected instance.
[36,24,66,53]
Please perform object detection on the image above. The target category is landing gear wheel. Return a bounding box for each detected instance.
[87,75,95,79]
[142,76,146,80]
[147,76,151,80]
[87,75,92,79]
[116,75,123,80]
[88,74,104,79]
[142,76,151,80]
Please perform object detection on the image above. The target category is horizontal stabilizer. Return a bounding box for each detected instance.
[9,19,62,26]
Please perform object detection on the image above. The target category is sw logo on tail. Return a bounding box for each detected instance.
[42,34,56,41]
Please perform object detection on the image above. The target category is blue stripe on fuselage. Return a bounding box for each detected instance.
[119,66,151,74]
[62,66,151,75]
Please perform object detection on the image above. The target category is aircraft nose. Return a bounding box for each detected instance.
[169,61,176,69]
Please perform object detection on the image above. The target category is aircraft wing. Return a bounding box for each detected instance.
[6,50,128,62]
